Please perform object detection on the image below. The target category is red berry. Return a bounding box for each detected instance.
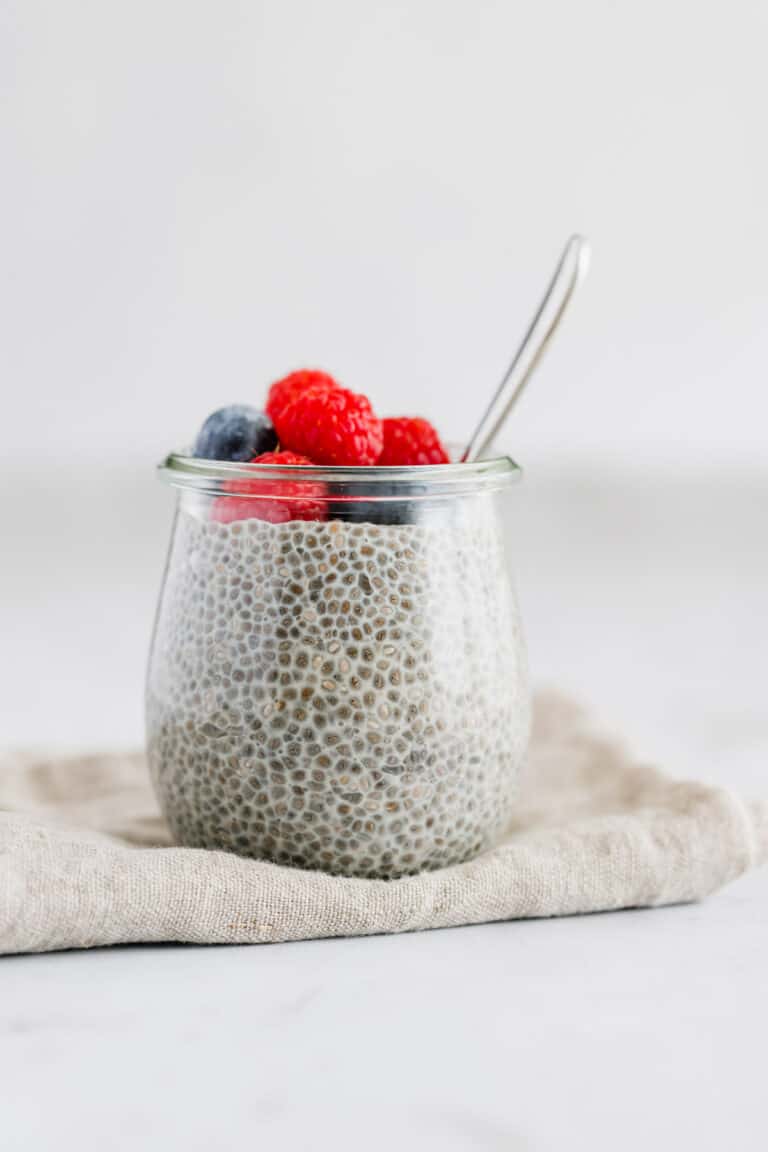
[266,369,338,424]
[379,417,450,466]
[274,386,383,467]
[211,451,326,524]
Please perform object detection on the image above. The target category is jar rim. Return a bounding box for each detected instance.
[159,449,522,499]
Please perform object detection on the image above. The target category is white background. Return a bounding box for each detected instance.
[2,8,767,1152]
[2,0,768,467]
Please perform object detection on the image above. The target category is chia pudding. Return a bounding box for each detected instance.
[146,494,529,878]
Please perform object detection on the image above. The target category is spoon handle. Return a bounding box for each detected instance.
[461,234,590,463]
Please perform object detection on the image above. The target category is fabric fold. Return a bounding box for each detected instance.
[1,694,765,956]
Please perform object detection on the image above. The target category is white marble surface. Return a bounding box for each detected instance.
[1,462,767,1151]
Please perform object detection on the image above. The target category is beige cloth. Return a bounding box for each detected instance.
[1,694,765,956]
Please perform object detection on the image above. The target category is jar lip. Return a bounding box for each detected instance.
[159,448,522,497]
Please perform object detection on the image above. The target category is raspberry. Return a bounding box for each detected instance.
[274,386,383,466]
[266,369,338,424]
[211,451,326,524]
[379,417,450,466]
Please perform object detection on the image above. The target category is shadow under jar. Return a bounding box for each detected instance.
[146,452,530,878]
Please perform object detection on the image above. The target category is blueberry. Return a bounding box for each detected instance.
[329,499,417,526]
[192,405,277,462]
[328,482,436,526]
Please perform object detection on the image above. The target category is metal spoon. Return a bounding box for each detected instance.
[461,234,591,463]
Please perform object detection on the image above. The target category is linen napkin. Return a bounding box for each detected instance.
[1,693,765,955]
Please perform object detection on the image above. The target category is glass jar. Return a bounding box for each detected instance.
[146,453,530,878]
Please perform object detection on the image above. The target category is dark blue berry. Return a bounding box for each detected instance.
[328,482,442,526]
[192,405,277,462]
